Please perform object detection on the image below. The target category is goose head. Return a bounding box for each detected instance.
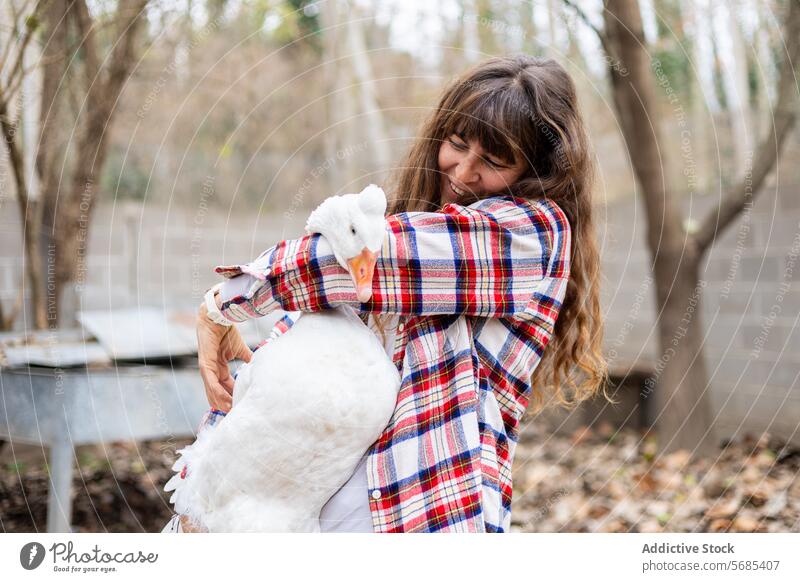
[305,184,387,303]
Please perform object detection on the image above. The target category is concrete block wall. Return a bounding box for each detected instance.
[599,181,799,446]
[0,200,308,323]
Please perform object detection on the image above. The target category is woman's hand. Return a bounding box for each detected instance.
[197,300,253,412]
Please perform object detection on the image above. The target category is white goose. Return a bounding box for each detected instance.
[166,184,400,532]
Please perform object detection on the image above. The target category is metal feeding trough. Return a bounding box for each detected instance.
[0,307,281,532]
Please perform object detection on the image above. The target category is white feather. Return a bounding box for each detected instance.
[167,185,399,532]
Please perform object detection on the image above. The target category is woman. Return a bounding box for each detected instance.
[179,55,606,533]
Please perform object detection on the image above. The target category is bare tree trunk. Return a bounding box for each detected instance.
[321,0,343,195]
[684,0,710,196]
[476,0,497,55]
[38,0,69,329]
[462,0,480,62]
[41,0,149,325]
[651,250,715,454]
[714,2,752,178]
[518,0,535,54]
[595,0,800,455]
[603,0,715,455]
[0,97,46,329]
[753,0,778,138]
[603,0,684,254]
[346,8,390,180]
[0,0,47,330]
[545,0,561,59]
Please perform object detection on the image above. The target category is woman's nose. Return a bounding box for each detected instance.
[455,154,479,184]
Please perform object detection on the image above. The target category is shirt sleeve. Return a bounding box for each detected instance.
[219,274,302,345]
[219,274,258,302]
[214,197,571,329]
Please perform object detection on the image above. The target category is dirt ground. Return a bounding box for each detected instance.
[1,438,189,533]
[1,425,798,533]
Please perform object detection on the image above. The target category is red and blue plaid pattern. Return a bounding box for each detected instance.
[214,196,571,532]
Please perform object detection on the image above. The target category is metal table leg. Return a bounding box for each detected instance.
[46,440,74,533]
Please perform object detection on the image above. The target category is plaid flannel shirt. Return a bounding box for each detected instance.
[213,195,571,532]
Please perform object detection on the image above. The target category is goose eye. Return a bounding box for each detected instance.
[350,226,356,235]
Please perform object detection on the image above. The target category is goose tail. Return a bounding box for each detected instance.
[164,409,225,517]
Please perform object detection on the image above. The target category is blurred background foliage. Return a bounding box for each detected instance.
[67,0,792,212]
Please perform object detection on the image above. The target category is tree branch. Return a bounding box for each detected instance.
[0,0,37,74]
[4,0,47,92]
[602,0,685,258]
[70,0,101,87]
[561,0,613,56]
[0,89,29,207]
[104,0,149,101]
[71,0,148,177]
[37,0,69,222]
[63,0,148,201]
[5,53,63,98]
[694,0,800,253]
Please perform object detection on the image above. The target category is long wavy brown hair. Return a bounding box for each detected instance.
[386,55,608,412]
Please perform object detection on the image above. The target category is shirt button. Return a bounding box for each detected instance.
[371,489,382,500]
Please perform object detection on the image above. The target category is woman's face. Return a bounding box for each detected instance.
[438,133,527,207]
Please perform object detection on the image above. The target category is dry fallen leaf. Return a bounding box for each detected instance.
[660,449,692,471]
[633,469,659,493]
[704,495,742,520]
[639,519,663,533]
[708,518,732,532]
[763,490,788,518]
[731,515,765,533]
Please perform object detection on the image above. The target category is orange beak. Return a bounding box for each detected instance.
[347,248,378,303]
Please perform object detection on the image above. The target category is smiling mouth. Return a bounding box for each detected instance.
[449,181,472,198]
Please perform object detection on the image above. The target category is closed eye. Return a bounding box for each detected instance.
[485,157,507,169]
[449,136,507,168]
[448,136,467,150]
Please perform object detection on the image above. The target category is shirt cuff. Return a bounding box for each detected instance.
[219,274,258,302]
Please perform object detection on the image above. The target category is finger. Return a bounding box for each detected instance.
[217,358,235,394]
[200,366,224,408]
[197,317,236,411]
[198,330,220,377]
[221,327,253,364]
[211,390,232,414]
[236,340,254,363]
[202,365,231,411]
[199,350,230,406]
[228,332,253,362]
[199,361,219,396]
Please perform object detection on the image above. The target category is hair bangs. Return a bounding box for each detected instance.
[446,86,529,166]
